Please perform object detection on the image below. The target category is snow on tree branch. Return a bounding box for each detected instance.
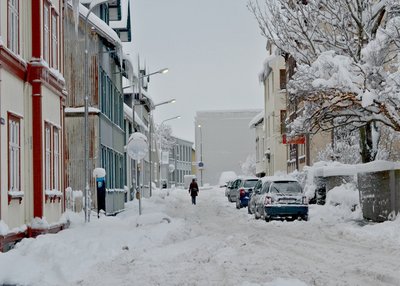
[248,0,400,162]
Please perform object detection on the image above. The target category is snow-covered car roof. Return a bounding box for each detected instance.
[237,176,259,181]
[260,176,298,183]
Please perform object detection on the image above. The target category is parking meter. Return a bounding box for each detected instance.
[96,177,106,218]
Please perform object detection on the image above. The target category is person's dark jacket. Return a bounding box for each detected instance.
[189,181,199,197]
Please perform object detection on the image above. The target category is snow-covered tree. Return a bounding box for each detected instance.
[317,127,361,164]
[241,154,256,176]
[155,124,176,152]
[248,0,400,162]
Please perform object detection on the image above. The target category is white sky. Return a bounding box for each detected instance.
[1,184,399,285]
[128,0,266,142]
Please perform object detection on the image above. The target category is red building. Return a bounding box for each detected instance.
[0,0,67,251]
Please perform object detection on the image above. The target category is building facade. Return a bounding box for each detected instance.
[195,110,261,186]
[167,136,193,187]
[64,2,127,211]
[0,1,66,232]
[249,112,265,177]
[123,72,158,199]
[285,55,332,173]
[259,46,288,176]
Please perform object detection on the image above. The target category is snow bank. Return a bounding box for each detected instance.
[310,183,363,224]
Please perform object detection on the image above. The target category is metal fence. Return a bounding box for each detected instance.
[105,189,126,215]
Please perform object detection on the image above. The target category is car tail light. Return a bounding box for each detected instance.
[239,188,245,198]
[302,196,308,205]
[264,196,272,205]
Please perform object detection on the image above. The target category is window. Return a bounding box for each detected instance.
[99,68,124,128]
[51,12,58,69]
[53,128,60,191]
[99,4,109,24]
[45,123,60,191]
[45,123,51,190]
[8,0,19,53]
[280,69,287,90]
[8,114,21,192]
[256,137,260,163]
[280,110,287,134]
[43,3,50,62]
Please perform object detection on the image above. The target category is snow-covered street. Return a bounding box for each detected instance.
[1,186,400,286]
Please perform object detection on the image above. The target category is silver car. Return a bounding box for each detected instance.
[253,177,308,221]
[224,180,234,197]
[227,178,242,202]
[248,177,269,214]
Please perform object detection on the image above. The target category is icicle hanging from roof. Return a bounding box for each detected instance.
[72,0,80,36]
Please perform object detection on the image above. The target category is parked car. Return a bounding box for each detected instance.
[253,177,308,221]
[224,180,234,197]
[248,177,269,214]
[234,177,259,209]
[227,178,242,202]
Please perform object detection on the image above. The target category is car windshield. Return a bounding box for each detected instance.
[243,180,258,188]
[271,181,302,194]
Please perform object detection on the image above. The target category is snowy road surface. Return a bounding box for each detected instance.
[0,186,399,286]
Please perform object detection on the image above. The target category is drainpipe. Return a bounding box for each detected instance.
[0,68,2,220]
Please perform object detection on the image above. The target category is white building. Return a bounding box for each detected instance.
[167,136,193,187]
[257,43,288,176]
[249,112,265,177]
[194,110,261,186]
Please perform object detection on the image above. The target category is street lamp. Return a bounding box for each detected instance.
[198,124,203,186]
[84,0,109,223]
[158,116,181,189]
[154,99,176,107]
[122,68,169,90]
[148,98,176,197]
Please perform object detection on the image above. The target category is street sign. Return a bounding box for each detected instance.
[126,132,148,160]
[198,161,204,169]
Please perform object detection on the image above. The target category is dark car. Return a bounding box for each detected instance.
[235,178,259,209]
[253,177,308,221]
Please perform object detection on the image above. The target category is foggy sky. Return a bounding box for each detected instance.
[128,0,266,142]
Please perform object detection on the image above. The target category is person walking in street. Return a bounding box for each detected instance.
[188,178,199,205]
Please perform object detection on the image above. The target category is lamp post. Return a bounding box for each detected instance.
[158,116,181,189]
[84,0,109,223]
[148,99,176,197]
[198,124,203,187]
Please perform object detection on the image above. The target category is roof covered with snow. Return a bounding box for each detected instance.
[249,111,264,128]
[68,1,122,48]
[109,0,129,29]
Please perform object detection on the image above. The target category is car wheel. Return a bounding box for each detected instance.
[302,215,308,221]
[264,210,270,222]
